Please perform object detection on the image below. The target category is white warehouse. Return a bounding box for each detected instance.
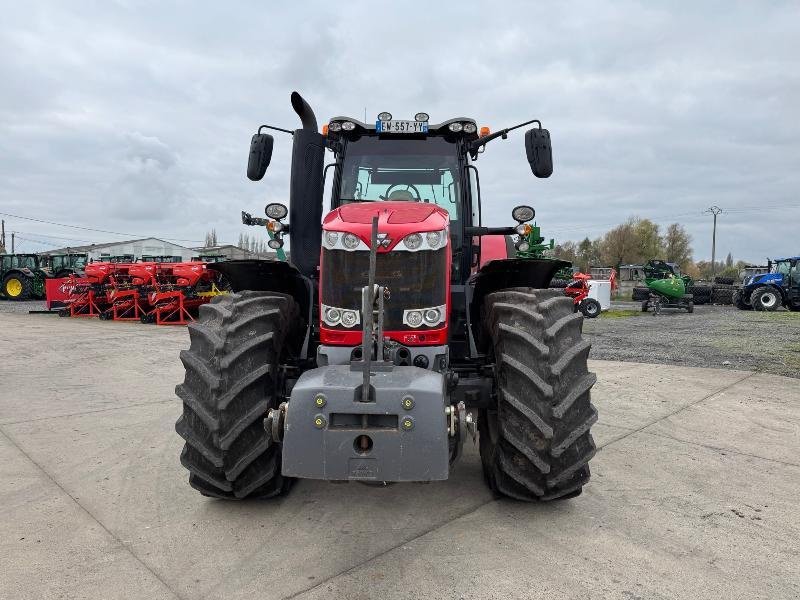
[41,238,195,262]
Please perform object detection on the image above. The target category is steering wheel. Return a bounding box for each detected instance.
[380,183,421,201]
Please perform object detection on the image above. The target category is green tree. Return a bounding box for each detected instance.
[633,219,662,263]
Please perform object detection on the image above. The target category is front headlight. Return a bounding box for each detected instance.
[404,310,424,328]
[324,306,341,325]
[340,310,359,328]
[426,231,442,249]
[398,229,448,252]
[342,233,361,250]
[403,233,423,250]
[321,305,361,328]
[323,231,339,249]
[403,305,446,328]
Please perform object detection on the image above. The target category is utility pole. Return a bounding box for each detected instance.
[705,206,722,277]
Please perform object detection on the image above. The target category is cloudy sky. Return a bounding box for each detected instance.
[1,1,798,263]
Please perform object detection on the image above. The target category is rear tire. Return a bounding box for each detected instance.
[479,288,597,501]
[751,286,781,312]
[2,274,32,300]
[175,291,301,499]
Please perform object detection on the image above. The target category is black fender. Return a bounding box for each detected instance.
[208,259,316,356]
[2,268,36,281]
[469,258,570,351]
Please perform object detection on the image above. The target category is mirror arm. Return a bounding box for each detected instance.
[468,118,542,155]
[258,124,294,136]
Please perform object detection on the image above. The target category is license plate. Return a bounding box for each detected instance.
[376,120,428,134]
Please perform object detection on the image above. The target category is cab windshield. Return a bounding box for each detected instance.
[337,136,460,221]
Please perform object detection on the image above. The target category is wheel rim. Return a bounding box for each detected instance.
[761,293,777,308]
[6,278,22,297]
[587,303,599,316]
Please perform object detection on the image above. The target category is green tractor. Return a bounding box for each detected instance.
[0,254,48,300]
[640,260,694,314]
[42,253,89,278]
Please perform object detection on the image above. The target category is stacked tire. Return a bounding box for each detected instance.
[688,284,712,305]
[549,279,569,289]
[631,286,649,301]
[711,284,736,305]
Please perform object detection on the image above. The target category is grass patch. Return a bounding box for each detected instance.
[601,309,642,319]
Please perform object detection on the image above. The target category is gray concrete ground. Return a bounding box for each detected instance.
[1,312,799,599]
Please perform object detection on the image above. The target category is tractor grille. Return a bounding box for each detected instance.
[321,247,447,331]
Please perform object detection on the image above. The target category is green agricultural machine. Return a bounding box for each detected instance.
[640,260,693,314]
[0,254,48,300]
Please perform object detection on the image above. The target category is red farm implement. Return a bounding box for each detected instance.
[563,270,616,318]
[140,261,224,325]
[57,259,226,324]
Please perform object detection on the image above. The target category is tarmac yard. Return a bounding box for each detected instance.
[1,310,799,599]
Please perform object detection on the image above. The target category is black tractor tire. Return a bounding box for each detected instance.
[549,278,569,289]
[711,287,734,305]
[632,286,649,301]
[175,291,301,499]
[641,300,649,312]
[580,298,602,318]
[690,285,711,305]
[714,276,735,285]
[733,289,752,310]
[479,288,597,501]
[751,286,781,312]
[2,274,33,301]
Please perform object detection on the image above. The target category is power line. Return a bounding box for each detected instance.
[12,231,95,243]
[0,211,207,244]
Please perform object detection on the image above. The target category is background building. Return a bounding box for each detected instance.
[41,238,194,261]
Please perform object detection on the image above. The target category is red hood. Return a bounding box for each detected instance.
[323,201,449,252]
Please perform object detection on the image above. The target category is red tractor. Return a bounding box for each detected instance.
[175,93,597,501]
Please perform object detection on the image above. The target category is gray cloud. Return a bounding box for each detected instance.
[0,1,798,261]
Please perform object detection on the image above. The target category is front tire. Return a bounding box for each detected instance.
[751,286,781,312]
[580,298,601,318]
[479,288,597,501]
[175,291,300,499]
[734,289,752,310]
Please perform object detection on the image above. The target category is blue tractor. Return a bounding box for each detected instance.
[734,256,800,311]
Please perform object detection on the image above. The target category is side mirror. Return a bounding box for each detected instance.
[525,128,553,178]
[247,133,274,181]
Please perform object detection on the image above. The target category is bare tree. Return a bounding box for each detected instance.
[662,223,692,268]
[600,219,638,270]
